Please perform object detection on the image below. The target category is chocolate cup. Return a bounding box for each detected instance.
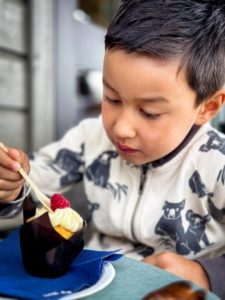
[20,197,86,278]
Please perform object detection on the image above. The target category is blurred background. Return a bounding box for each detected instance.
[0,0,225,153]
[0,0,119,153]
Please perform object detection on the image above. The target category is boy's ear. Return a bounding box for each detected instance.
[195,89,225,125]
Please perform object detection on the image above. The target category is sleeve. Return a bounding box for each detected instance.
[196,254,225,299]
[0,186,30,236]
[29,119,89,196]
[0,185,30,218]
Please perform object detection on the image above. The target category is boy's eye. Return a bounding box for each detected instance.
[140,109,161,120]
[104,96,121,104]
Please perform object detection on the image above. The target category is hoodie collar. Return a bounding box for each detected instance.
[151,124,201,168]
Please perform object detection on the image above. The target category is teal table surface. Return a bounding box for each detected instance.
[84,256,219,300]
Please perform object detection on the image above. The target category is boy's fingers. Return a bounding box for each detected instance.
[0,178,24,191]
[0,146,26,203]
[8,148,30,173]
[0,190,14,201]
[0,148,21,171]
[0,165,22,181]
[142,256,159,266]
[142,252,171,268]
[0,188,22,203]
[7,148,21,160]
[7,148,22,170]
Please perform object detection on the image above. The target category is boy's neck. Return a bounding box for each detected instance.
[152,124,201,167]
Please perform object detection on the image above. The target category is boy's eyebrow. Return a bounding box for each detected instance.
[103,77,169,103]
[139,96,169,103]
[102,78,118,93]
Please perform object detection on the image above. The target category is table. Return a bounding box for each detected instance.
[0,256,219,300]
[84,256,219,300]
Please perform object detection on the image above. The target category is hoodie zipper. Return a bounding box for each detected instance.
[131,164,149,241]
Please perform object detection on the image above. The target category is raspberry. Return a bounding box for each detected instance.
[51,194,70,211]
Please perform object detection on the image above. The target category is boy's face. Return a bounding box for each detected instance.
[102,49,204,165]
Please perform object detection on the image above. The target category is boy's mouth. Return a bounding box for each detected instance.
[116,143,138,154]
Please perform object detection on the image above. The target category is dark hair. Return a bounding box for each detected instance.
[105,0,225,105]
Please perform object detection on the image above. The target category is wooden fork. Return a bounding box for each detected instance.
[0,142,53,212]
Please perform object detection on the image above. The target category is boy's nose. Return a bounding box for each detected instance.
[113,115,136,140]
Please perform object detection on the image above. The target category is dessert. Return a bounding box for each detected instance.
[20,194,86,278]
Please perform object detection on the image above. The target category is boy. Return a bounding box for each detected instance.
[0,0,225,298]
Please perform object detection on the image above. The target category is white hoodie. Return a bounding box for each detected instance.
[20,117,225,259]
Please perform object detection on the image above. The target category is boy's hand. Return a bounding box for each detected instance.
[142,252,210,290]
[0,147,30,203]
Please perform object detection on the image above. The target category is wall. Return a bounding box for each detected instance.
[0,0,54,152]
[54,0,105,139]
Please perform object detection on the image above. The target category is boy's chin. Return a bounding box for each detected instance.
[118,153,151,166]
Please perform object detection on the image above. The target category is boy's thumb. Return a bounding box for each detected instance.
[7,148,22,161]
[7,148,22,171]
